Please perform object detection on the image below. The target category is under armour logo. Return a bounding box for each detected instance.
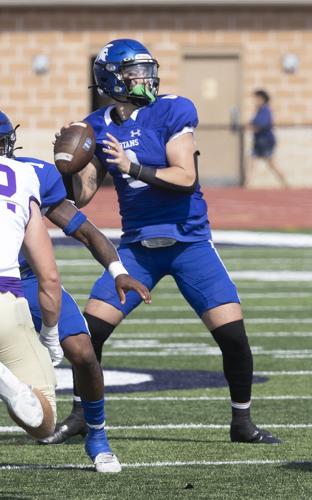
[130,129,141,138]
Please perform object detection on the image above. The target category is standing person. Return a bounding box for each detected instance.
[48,39,280,448]
[0,152,61,439]
[0,111,151,472]
[245,89,288,187]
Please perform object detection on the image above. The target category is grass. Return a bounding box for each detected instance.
[0,244,312,499]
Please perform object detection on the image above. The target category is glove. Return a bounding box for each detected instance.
[40,324,63,367]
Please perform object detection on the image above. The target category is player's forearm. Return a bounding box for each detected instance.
[73,220,120,270]
[72,159,106,207]
[38,275,61,327]
[129,152,198,194]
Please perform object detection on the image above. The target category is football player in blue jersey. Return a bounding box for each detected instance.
[48,38,280,447]
[0,111,151,472]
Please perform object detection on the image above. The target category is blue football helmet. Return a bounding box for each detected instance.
[0,111,17,157]
[93,39,159,106]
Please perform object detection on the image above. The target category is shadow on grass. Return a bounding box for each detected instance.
[283,461,312,472]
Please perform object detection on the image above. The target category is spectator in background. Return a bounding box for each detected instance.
[245,89,288,188]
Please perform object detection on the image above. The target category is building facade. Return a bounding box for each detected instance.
[1,0,312,186]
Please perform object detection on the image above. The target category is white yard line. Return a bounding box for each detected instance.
[57,260,101,267]
[120,319,312,325]
[50,228,312,248]
[1,423,312,433]
[102,349,312,357]
[254,370,312,376]
[58,267,312,281]
[0,459,309,470]
[54,395,312,403]
[150,293,312,300]
[110,332,312,339]
[247,319,312,324]
[97,395,312,402]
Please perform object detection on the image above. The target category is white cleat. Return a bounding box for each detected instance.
[94,452,122,473]
[0,363,43,428]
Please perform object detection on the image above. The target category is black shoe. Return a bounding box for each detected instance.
[38,402,88,445]
[230,421,281,444]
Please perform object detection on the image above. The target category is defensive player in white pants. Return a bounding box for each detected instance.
[0,153,61,439]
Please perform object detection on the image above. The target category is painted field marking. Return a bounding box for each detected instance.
[101,395,312,402]
[72,302,312,312]
[56,260,101,267]
[102,350,312,358]
[0,460,310,470]
[254,370,312,376]
[58,266,312,281]
[112,332,312,339]
[1,423,312,433]
[152,292,312,300]
[50,227,312,247]
[106,342,312,358]
[119,319,312,325]
[57,289,312,299]
[0,460,312,471]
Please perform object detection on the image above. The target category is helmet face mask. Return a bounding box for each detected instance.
[0,112,16,158]
[93,39,160,106]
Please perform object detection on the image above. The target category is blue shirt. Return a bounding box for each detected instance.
[17,156,66,276]
[84,95,211,244]
[251,105,276,148]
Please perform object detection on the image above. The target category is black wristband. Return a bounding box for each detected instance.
[128,152,199,194]
[129,162,142,179]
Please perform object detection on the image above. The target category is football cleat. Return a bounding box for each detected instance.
[0,362,43,428]
[85,427,121,473]
[230,422,281,444]
[38,401,87,444]
[94,452,122,473]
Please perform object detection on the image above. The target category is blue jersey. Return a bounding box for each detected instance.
[251,105,276,148]
[85,95,211,244]
[17,156,66,275]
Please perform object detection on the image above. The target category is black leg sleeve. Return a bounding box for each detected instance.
[211,319,253,403]
[83,312,115,363]
[72,314,115,398]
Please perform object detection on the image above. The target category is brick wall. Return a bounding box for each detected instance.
[1,6,312,186]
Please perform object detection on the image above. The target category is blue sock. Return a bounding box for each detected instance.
[81,398,111,458]
[81,398,105,428]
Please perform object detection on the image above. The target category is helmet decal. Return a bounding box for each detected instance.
[93,39,159,107]
[98,43,114,62]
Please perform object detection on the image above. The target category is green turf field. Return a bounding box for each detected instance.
[0,244,312,499]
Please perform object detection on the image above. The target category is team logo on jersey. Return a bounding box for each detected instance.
[130,129,141,138]
[120,138,139,149]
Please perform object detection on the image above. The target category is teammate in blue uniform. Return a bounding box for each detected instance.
[48,39,280,447]
[245,89,288,187]
[0,111,151,472]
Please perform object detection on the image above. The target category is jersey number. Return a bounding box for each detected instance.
[122,149,147,189]
[0,164,17,212]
